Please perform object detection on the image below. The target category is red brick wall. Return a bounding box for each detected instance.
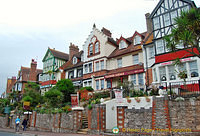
[145,68,153,86]
[29,60,37,81]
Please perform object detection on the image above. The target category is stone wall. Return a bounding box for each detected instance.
[88,104,106,134]
[29,112,74,133]
[169,99,200,135]
[0,116,7,128]
[124,108,152,130]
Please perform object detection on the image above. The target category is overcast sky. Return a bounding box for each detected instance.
[0,0,199,95]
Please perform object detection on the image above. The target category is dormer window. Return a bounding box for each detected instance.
[134,35,141,45]
[119,40,127,49]
[73,57,77,64]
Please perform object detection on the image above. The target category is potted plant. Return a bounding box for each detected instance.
[135,97,141,103]
[145,96,151,102]
[126,96,131,103]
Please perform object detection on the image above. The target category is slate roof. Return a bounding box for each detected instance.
[49,48,69,61]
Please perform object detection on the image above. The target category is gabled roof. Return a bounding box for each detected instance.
[49,48,69,60]
[149,0,196,19]
[42,48,69,62]
[108,31,147,58]
[60,50,83,70]
[20,66,42,82]
[117,36,132,45]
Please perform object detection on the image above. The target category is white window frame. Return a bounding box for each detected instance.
[96,62,99,71]
[95,42,99,53]
[100,61,104,70]
[117,58,122,68]
[138,73,144,85]
[134,35,141,45]
[133,55,139,65]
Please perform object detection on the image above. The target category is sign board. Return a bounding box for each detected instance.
[114,89,124,103]
[23,101,30,110]
[71,94,78,107]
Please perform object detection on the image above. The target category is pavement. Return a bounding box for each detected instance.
[0,127,107,136]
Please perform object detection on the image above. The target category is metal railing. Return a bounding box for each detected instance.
[162,80,200,98]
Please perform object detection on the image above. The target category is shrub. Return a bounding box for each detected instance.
[88,104,92,110]
[94,91,110,99]
[80,86,94,91]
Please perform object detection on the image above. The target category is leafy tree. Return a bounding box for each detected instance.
[54,79,75,103]
[23,82,44,108]
[0,98,9,114]
[164,8,200,58]
[44,88,63,108]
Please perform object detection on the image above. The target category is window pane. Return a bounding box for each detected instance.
[96,80,99,90]
[189,61,199,77]
[164,13,170,27]
[84,65,88,73]
[131,74,136,85]
[149,46,155,58]
[159,67,166,81]
[107,80,111,88]
[168,65,176,80]
[89,63,92,72]
[96,62,99,71]
[171,10,177,24]
[153,68,157,81]
[101,80,104,89]
[117,59,122,68]
[101,61,104,70]
[138,73,144,85]
[133,55,139,65]
[89,44,93,55]
[156,39,164,54]
[153,17,160,29]
[95,42,99,53]
[134,35,141,45]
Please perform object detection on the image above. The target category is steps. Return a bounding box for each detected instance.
[77,113,88,135]
[82,114,88,128]
[77,128,88,135]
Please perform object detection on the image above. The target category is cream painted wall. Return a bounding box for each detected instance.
[107,51,143,70]
[82,27,116,63]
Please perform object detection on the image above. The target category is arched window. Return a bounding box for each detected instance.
[95,42,99,53]
[89,44,93,55]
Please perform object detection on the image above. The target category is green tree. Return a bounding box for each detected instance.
[164,8,200,58]
[44,88,63,108]
[54,79,75,103]
[23,82,44,109]
[0,98,9,114]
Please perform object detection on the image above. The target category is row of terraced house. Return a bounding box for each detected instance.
[5,0,200,97]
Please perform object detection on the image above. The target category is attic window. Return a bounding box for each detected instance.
[134,35,141,45]
[119,40,127,49]
[73,57,77,64]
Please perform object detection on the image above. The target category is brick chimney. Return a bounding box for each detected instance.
[69,43,79,60]
[101,27,112,37]
[145,13,153,33]
[29,59,37,81]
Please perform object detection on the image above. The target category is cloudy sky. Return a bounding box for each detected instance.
[0,0,199,95]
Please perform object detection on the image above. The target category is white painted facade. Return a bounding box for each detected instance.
[102,96,153,130]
